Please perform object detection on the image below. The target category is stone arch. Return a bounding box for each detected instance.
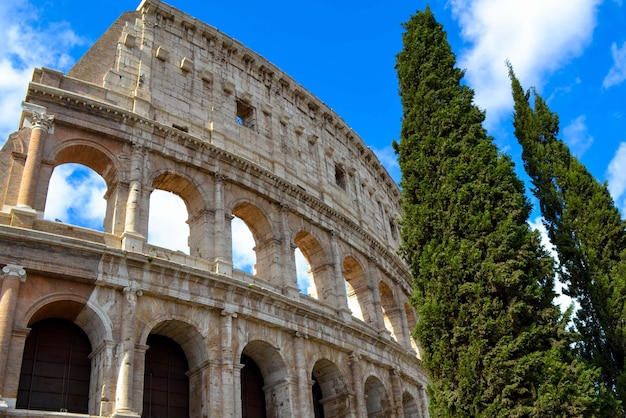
[294,230,334,302]
[19,293,112,347]
[241,340,292,417]
[150,171,208,257]
[231,200,279,282]
[139,318,208,418]
[363,375,392,418]
[139,318,207,369]
[15,294,112,415]
[17,318,92,413]
[379,281,402,342]
[402,391,420,417]
[311,358,350,417]
[343,256,375,325]
[52,141,119,185]
[45,141,118,231]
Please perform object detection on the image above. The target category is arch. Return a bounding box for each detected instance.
[363,375,392,418]
[294,230,334,302]
[41,141,118,233]
[379,281,402,342]
[150,171,207,257]
[231,201,278,282]
[402,391,420,418]
[311,358,350,417]
[142,334,190,418]
[44,163,107,230]
[343,256,375,324]
[17,318,92,414]
[18,293,112,349]
[241,340,291,417]
[139,318,207,370]
[53,141,119,186]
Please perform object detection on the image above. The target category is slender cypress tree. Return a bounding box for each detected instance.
[394,8,603,416]
[509,64,626,412]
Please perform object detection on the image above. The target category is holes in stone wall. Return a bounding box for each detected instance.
[334,164,346,190]
[236,100,255,130]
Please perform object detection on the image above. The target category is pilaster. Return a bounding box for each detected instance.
[0,264,26,407]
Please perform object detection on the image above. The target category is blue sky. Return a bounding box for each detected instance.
[1,0,625,292]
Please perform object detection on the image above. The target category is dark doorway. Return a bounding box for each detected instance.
[142,334,189,418]
[241,354,266,418]
[312,376,325,418]
[17,318,91,413]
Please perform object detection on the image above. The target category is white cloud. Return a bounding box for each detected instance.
[295,247,311,294]
[603,41,626,89]
[44,164,106,230]
[607,142,626,215]
[231,216,256,273]
[450,0,601,128]
[563,115,593,157]
[0,0,87,145]
[148,190,190,253]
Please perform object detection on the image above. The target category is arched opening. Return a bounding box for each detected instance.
[311,359,349,417]
[232,203,276,282]
[294,231,333,302]
[17,318,91,413]
[44,163,106,230]
[142,334,190,418]
[232,215,256,274]
[343,257,374,324]
[402,391,420,418]
[294,247,311,294]
[150,172,206,255]
[240,354,267,418]
[148,189,189,253]
[240,340,290,417]
[379,281,402,342]
[364,376,391,418]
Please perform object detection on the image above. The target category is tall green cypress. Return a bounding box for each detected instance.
[509,64,626,412]
[394,8,603,416]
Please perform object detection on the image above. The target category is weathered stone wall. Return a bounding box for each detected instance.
[0,1,428,417]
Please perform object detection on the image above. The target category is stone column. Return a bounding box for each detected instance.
[122,145,146,251]
[220,309,237,418]
[390,369,403,418]
[398,299,412,350]
[213,174,232,276]
[349,351,366,417]
[0,265,26,403]
[293,331,312,416]
[113,283,142,418]
[280,203,298,297]
[330,231,351,320]
[419,384,429,418]
[17,110,54,208]
[368,257,386,332]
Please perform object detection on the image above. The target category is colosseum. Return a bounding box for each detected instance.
[0,1,428,417]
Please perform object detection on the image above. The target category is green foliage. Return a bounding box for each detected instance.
[509,64,626,413]
[395,7,604,416]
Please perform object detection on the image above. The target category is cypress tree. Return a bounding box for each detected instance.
[394,8,602,416]
[509,64,626,412]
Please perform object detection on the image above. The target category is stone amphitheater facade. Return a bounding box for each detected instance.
[0,1,428,417]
